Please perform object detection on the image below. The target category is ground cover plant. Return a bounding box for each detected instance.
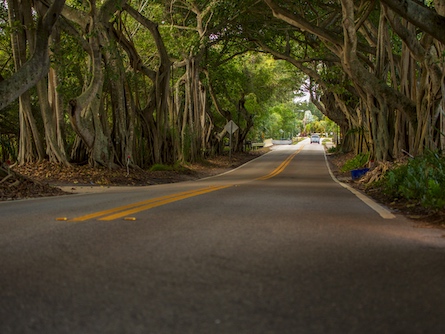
[340,152,370,172]
[381,151,445,210]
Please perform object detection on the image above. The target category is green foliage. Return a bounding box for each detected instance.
[207,52,306,141]
[149,162,188,172]
[382,151,445,209]
[149,164,175,171]
[268,103,296,138]
[340,153,369,172]
[327,145,340,154]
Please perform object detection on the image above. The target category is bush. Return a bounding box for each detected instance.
[327,146,339,154]
[149,162,188,172]
[150,164,175,172]
[382,151,445,209]
[340,152,369,172]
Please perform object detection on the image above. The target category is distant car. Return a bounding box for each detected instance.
[310,134,320,144]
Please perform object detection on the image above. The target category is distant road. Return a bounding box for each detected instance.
[1,140,444,333]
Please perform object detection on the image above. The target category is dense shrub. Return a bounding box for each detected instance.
[149,162,189,172]
[382,151,445,209]
[340,152,369,172]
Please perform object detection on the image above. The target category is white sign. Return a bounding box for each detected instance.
[224,120,239,134]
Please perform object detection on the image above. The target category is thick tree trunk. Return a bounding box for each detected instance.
[48,36,69,164]
[0,0,66,111]
[385,5,445,156]
[68,5,110,167]
[17,93,45,164]
[125,4,174,165]
[65,0,130,167]
[102,29,135,166]
[8,0,45,164]
[36,77,70,165]
[341,0,395,160]
[33,22,69,166]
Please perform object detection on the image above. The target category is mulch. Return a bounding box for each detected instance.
[0,149,267,201]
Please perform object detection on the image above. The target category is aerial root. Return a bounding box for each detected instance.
[359,161,392,187]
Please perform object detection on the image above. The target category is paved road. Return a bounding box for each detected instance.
[1,141,444,333]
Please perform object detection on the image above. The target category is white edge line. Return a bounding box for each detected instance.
[323,150,396,219]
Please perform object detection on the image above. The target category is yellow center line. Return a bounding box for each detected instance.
[70,186,229,222]
[67,147,304,221]
[98,185,231,221]
[256,145,304,181]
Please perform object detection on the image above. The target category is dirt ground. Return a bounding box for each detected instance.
[2,148,444,229]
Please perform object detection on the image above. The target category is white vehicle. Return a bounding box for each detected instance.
[310,134,320,144]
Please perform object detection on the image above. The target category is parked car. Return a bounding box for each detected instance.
[310,134,320,144]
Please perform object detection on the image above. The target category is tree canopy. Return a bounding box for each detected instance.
[1,0,445,167]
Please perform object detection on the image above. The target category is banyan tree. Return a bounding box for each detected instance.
[1,0,445,166]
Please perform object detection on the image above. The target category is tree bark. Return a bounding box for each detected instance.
[125,4,174,164]
[8,0,45,164]
[31,10,70,166]
[68,2,108,166]
[67,0,130,167]
[0,0,66,111]
[102,27,135,166]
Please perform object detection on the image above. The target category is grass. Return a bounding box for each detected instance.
[149,162,189,172]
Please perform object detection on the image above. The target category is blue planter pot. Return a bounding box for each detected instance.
[351,168,370,180]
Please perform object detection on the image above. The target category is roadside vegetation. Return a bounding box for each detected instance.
[380,151,445,210]
[340,153,370,173]
[333,150,445,226]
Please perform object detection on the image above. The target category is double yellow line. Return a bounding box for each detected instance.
[256,146,304,181]
[67,146,304,221]
[71,185,231,222]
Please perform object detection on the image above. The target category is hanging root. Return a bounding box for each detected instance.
[0,173,13,184]
[359,161,392,187]
[8,180,21,187]
[0,164,13,184]
[0,163,27,187]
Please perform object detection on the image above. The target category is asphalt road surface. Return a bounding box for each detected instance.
[1,140,444,334]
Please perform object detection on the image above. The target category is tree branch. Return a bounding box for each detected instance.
[380,0,445,45]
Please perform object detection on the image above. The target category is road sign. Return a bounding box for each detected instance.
[224,120,239,134]
[224,120,239,162]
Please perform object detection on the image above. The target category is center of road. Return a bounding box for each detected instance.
[66,147,304,222]
[256,146,303,181]
[70,185,232,221]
